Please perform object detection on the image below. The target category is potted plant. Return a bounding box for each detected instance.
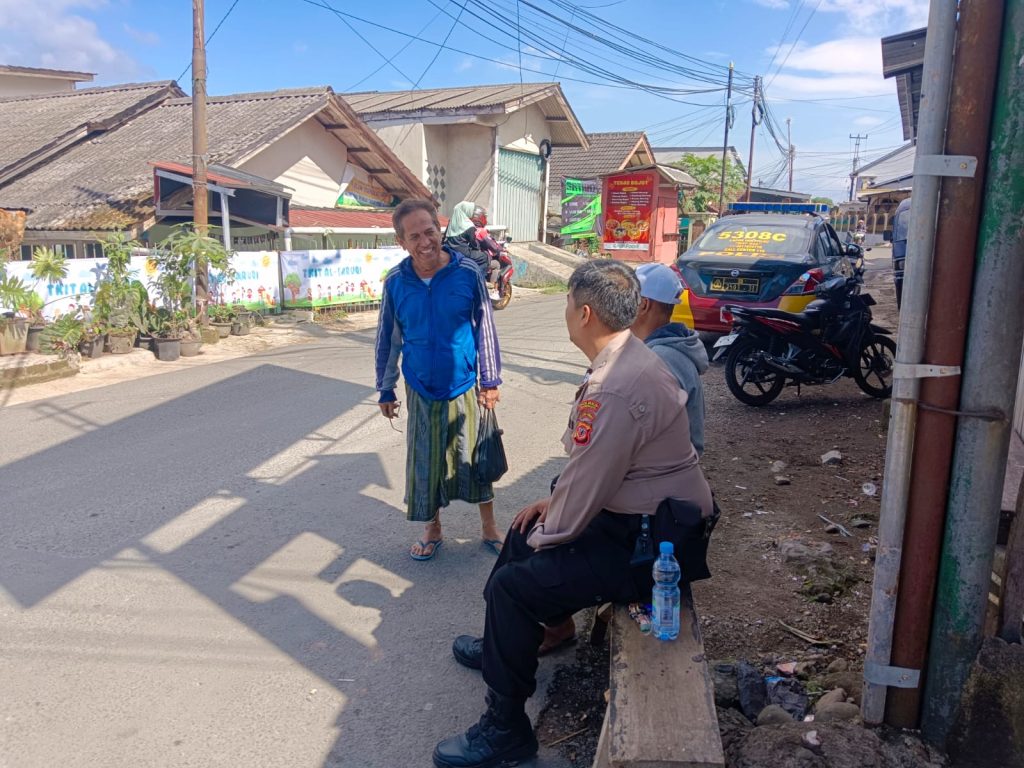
[208,303,234,338]
[22,246,68,350]
[179,309,203,357]
[39,313,84,359]
[94,234,149,354]
[0,266,32,356]
[78,313,107,359]
[151,309,185,362]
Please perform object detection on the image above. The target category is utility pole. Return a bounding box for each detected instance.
[718,62,734,215]
[787,117,794,192]
[192,0,209,308]
[849,133,867,202]
[744,75,761,202]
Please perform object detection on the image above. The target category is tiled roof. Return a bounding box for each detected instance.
[0,86,430,231]
[0,81,182,181]
[0,64,95,81]
[548,131,651,212]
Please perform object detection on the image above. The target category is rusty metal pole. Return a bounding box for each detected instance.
[885,0,1004,729]
[192,0,209,309]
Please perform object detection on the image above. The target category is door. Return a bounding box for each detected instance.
[497,148,544,242]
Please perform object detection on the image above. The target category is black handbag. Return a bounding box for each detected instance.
[474,409,509,483]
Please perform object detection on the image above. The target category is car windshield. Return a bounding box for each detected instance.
[693,221,812,258]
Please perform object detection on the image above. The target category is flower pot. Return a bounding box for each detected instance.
[179,339,202,357]
[152,337,181,362]
[26,324,46,352]
[200,327,220,345]
[211,321,232,338]
[78,337,105,359]
[231,320,250,336]
[106,332,136,355]
[136,333,154,350]
[0,318,28,356]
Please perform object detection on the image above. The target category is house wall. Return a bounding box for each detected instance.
[373,123,427,183]
[490,104,552,153]
[0,73,80,97]
[239,119,351,209]
[421,123,494,219]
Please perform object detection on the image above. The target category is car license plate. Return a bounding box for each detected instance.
[714,333,738,349]
[709,276,760,294]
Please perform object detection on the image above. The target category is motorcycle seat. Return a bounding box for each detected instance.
[741,307,818,328]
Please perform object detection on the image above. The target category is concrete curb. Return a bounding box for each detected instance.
[0,355,79,389]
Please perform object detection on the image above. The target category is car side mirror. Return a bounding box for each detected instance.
[505,236,513,244]
[845,243,861,257]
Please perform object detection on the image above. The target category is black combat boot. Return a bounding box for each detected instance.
[432,689,538,768]
[451,634,483,670]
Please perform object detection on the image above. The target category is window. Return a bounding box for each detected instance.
[53,243,76,259]
[19,245,32,260]
[83,242,104,259]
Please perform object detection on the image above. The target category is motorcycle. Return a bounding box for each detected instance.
[487,237,515,311]
[713,254,895,406]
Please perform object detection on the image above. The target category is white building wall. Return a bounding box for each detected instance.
[372,123,427,183]
[239,119,351,208]
[0,73,80,97]
[421,123,494,218]
[490,104,552,153]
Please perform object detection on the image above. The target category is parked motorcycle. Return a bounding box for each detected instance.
[714,255,895,406]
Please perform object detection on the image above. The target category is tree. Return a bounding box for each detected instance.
[284,272,302,300]
[671,154,746,213]
[812,196,835,207]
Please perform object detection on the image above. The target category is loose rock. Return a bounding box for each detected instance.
[851,518,872,529]
[774,475,792,486]
[815,688,847,710]
[756,704,794,726]
[826,658,849,674]
[779,540,834,565]
[815,701,861,723]
[821,450,843,465]
[770,460,788,474]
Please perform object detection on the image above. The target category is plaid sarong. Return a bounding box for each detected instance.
[404,384,494,522]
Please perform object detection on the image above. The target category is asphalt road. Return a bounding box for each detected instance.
[0,294,585,768]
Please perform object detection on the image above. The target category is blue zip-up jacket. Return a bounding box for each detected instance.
[375,248,502,402]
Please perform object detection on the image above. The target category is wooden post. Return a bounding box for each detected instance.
[192,0,209,311]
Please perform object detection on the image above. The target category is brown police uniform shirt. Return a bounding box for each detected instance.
[527,330,713,550]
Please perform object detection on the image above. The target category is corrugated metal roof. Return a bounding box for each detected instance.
[343,82,588,149]
[652,145,746,175]
[548,131,651,212]
[0,81,183,179]
[857,142,916,187]
[0,86,431,231]
[0,64,95,80]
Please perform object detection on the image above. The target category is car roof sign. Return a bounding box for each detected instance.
[727,202,830,215]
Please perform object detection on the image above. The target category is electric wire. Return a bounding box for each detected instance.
[177,0,244,82]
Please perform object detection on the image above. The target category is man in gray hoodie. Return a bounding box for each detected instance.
[630,263,709,455]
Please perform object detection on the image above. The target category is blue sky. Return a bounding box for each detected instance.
[0,0,928,200]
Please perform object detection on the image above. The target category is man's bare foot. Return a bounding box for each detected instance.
[539,617,576,655]
[410,520,442,560]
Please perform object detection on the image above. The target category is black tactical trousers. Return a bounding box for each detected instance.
[481,512,641,700]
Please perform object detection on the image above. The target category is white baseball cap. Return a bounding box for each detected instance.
[636,263,683,305]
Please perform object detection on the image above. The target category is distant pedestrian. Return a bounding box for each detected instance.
[630,263,708,456]
[375,199,504,560]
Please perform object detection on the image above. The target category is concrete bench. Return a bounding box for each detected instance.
[591,586,725,768]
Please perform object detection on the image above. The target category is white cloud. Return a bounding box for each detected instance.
[769,37,882,75]
[123,23,159,47]
[854,115,884,127]
[752,0,790,8]
[818,0,929,35]
[0,0,137,78]
[455,57,474,73]
[768,72,887,97]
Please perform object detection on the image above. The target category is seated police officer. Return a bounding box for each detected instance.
[433,260,714,768]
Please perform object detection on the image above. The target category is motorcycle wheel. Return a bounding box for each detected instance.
[724,338,786,406]
[491,280,512,310]
[854,334,896,398]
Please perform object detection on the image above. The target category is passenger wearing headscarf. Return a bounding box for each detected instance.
[445,201,494,274]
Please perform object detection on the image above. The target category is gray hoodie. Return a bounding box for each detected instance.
[644,322,709,455]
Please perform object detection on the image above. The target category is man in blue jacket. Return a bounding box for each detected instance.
[630,263,708,456]
[375,199,503,560]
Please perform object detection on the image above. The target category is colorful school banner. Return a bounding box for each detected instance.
[278,248,408,308]
[602,172,654,252]
[211,251,281,310]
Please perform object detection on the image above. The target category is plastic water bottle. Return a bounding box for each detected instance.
[651,541,681,641]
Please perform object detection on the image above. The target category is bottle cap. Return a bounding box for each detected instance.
[659,541,674,555]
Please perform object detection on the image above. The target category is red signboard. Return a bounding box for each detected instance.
[602,172,654,251]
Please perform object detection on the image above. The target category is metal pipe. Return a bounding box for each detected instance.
[922,0,1024,743]
[887,0,1004,729]
[718,62,734,214]
[861,0,959,725]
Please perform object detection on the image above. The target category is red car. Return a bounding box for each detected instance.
[672,205,855,334]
